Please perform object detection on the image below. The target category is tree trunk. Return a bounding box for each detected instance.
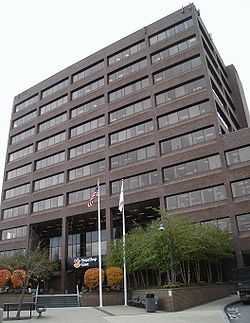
[207,263,212,283]
[187,261,191,285]
[194,260,201,283]
[16,275,29,319]
[180,262,187,285]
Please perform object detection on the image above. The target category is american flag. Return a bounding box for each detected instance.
[88,185,98,208]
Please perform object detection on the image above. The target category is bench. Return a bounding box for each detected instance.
[3,302,35,320]
[128,295,159,309]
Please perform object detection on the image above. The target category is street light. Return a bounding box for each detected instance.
[159,223,165,231]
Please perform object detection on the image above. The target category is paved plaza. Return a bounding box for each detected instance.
[2,295,240,323]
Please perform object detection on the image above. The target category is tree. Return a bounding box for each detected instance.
[0,249,57,319]
[0,269,11,288]
[84,268,104,290]
[106,267,123,289]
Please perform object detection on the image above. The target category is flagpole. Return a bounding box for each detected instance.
[97,178,103,307]
[120,179,128,306]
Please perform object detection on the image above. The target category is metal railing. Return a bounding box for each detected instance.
[76,284,80,306]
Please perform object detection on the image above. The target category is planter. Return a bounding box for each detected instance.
[131,284,236,311]
[80,291,123,307]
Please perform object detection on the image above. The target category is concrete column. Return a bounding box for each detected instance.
[60,217,68,293]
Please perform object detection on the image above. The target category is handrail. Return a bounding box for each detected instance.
[35,284,39,305]
[76,284,80,306]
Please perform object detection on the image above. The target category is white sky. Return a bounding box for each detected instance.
[0,0,249,192]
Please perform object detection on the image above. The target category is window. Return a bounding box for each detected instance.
[5,183,30,199]
[109,59,147,83]
[158,101,210,129]
[166,185,226,210]
[69,160,105,181]
[49,237,61,261]
[9,145,33,162]
[109,98,151,123]
[109,78,149,103]
[37,132,66,151]
[13,110,37,128]
[33,195,64,213]
[226,146,250,166]
[111,171,159,194]
[110,145,156,169]
[72,78,104,100]
[7,164,32,180]
[231,179,250,198]
[68,234,81,258]
[237,214,250,232]
[163,155,221,182]
[15,95,38,113]
[156,77,207,106]
[11,127,35,145]
[201,217,232,232]
[73,61,104,83]
[39,113,67,132]
[0,249,26,257]
[34,173,64,191]
[70,116,105,138]
[68,185,106,205]
[154,56,201,84]
[71,96,105,118]
[151,36,197,64]
[161,126,216,155]
[42,79,69,98]
[1,226,27,240]
[70,137,105,159]
[149,18,193,45]
[86,230,107,256]
[40,96,68,115]
[35,151,65,170]
[2,204,29,220]
[110,120,153,144]
[108,41,146,66]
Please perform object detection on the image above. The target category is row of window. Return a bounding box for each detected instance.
[42,79,69,99]
[73,61,104,83]
[69,159,105,181]
[5,183,30,200]
[1,226,27,241]
[226,146,250,166]
[14,18,194,114]
[109,58,147,83]
[36,151,65,170]
[40,95,68,115]
[109,78,149,103]
[9,145,33,162]
[7,163,32,180]
[166,185,226,210]
[160,126,216,155]
[163,154,222,182]
[13,110,37,128]
[149,17,194,45]
[34,173,64,191]
[70,116,105,138]
[0,249,25,257]
[231,179,250,198]
[72,78,104,100]
[37,132,66,151]
[2,204,29,220]
[201,217,232,233]
[11,127,35,145]
[110,120,153,145]
[33,195,64,213]
[71,96,105,119]
[39,113,67,132]
[156,77,207,106]
[68,185,106,205]
[154,56,201,84]
[158,100,211,129]
[151,36,197,64]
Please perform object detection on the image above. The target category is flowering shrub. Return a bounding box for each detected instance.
[84,268,104,290]
[106,267,123,289]
[11,269,26,289]
[0,269,11,288]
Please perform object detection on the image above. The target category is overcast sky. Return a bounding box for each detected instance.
[0,0,249,192]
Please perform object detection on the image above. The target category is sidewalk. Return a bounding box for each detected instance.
[2,295,239,323]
